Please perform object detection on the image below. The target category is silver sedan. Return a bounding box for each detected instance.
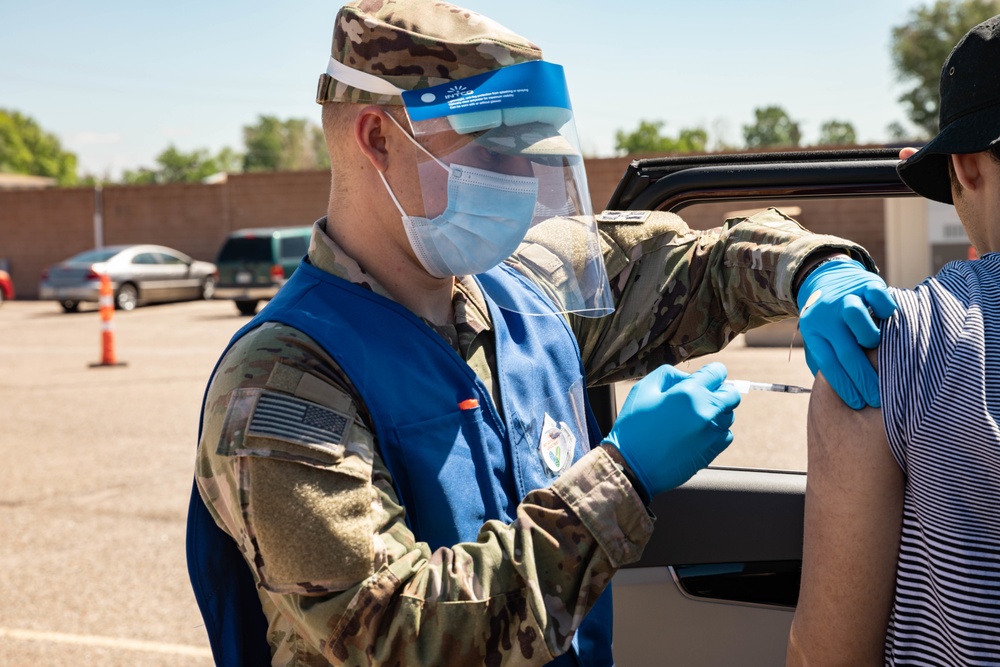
[39,244,218,312]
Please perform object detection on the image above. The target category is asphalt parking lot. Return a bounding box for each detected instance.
[0,298,813,666]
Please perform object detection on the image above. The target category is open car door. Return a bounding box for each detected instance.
[591,148,913,666]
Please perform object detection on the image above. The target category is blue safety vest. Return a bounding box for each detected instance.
[187,259,614,666]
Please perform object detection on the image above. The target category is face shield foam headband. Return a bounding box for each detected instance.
[378,113,539,279]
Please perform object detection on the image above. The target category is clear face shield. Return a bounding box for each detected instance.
[392,61,613,318]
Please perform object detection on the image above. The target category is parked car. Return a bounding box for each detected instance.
[0,268,14,305]
[39,244,217,313]
[213,226,312,315]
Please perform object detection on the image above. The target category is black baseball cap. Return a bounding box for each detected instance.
[897,15,1000,204]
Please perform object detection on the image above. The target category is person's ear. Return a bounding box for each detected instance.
[952,152,983,193]
[354,106,394,171]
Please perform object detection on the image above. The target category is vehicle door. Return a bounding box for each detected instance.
[277,231,310,281]
[594,149,914,666]
[128,251,167,303]
[155,249,200,300]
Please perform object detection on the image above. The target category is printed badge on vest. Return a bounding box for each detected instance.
[539,412,577,475]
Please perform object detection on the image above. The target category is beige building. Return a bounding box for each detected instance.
[0,173,57,190]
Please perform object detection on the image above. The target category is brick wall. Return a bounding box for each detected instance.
[226,171,330,231]
[0,159,887,298]
[0,187,97,297]
[0,172,333,298]
[584,157,635,211]
[103,182,229,262]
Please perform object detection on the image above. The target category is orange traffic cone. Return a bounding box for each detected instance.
[90,273,127,368]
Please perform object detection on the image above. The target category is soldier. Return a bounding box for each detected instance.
[186,1,896,665]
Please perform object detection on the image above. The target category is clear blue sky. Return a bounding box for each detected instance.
[1,0,923,178]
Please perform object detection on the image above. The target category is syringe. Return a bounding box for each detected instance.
[723,380,812,394]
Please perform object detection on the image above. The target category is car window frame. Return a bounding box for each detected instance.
[589,148,914,436]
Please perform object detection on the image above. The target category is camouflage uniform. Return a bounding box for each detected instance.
[194,1,879,664]
[196,207,873,665]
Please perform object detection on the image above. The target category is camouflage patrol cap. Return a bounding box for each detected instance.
[316,0,543,105]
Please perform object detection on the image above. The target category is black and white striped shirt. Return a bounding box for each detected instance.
[880,254,1000,665]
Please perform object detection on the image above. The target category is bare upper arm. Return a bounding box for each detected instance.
[787,368,904,666]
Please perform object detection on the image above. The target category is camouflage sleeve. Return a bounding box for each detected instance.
[195,322,654,666]
[572,208,877,385]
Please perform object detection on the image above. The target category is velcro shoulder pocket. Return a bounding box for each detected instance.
[215,371,377,593]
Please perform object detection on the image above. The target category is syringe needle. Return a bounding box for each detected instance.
[774,383,811,394]
[723,380,812,394]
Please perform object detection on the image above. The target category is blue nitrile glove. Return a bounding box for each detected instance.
[603,362,742,498]
[796,257,897,410]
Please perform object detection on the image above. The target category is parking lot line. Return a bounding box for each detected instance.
[0,627,212,658]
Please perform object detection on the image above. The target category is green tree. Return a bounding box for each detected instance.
[216,146,243,173]
[119,166,158,185]
[242,116,330,172]
[817,120,857,146]
[121,145,234,184]
[0,109,78,185]
[158,146,223,183]
[743,106,802,149]
[891,0,1000,136]
[614,120,708,155]
[886,121,913,143]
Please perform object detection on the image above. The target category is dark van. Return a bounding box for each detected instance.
[213,226,312,315]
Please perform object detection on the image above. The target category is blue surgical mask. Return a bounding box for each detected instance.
[378,119,539,278]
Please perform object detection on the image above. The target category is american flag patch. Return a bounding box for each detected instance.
[247,392,351,448]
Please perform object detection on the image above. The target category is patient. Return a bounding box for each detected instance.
[787,15,1000,666]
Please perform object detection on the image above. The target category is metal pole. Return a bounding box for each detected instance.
[94,185,104,249]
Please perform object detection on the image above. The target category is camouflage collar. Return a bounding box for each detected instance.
[454,275,491,336]
[309,218,395,302]
[309,218,492,337]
